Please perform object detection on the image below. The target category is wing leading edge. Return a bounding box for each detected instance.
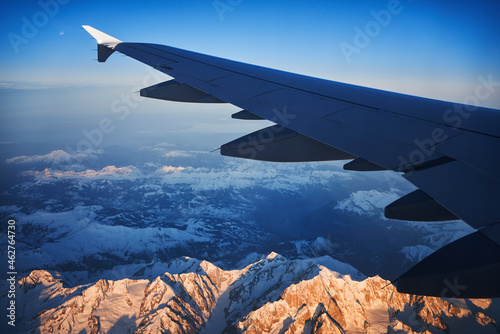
[83,26,500,298]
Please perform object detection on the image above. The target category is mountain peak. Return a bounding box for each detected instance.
[266,251,284,260]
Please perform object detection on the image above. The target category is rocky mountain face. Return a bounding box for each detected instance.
[11,253,499,334]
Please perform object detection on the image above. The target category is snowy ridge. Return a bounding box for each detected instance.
[8,254,499,334]
[3,148,478,286]
[24,165,141,180]
[400,245,435,262]
[335,190,400,216]
[152,162,352,193]
[5,149,102,165]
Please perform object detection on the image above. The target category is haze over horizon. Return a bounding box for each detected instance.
[2,0,499,152]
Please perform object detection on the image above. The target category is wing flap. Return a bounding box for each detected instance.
[221,125,355,162]
[140,80,226,103]
[385,189,458,221]
[231,110,265,120]
[343,158,387,171]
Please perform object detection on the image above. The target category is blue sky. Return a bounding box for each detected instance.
[2,0,499,99]
[1,0,500,149]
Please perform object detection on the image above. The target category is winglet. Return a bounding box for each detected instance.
[82,25,122,62]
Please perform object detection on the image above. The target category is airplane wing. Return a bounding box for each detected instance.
[83,25,500,298]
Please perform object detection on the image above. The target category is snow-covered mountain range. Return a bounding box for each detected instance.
[0,144,485,333]
[8,254,499,333]
[1,146,473,283]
